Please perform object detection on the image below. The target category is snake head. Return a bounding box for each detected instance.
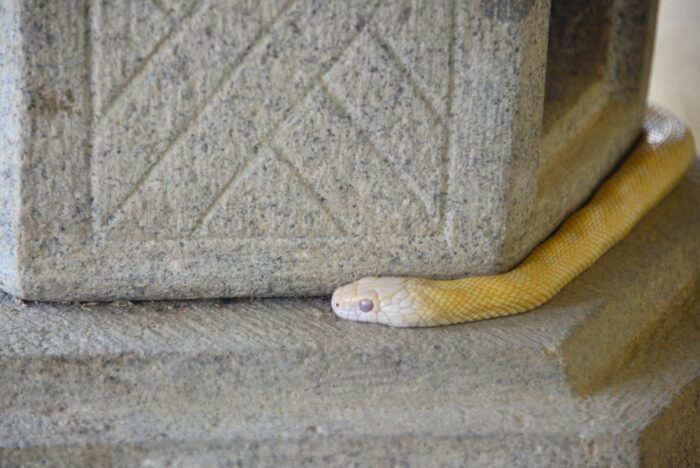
[331,276,415,326]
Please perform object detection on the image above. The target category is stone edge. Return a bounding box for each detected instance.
[0,0,23,296]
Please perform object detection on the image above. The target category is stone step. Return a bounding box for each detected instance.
[0,298,698,466]
[1,162,699,465]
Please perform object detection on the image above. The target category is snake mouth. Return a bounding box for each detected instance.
[331,288,342,314]
[331,287,355,320]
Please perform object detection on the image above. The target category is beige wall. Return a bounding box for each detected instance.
[649,0,700,138]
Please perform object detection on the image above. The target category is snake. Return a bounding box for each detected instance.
[331,106,696,327]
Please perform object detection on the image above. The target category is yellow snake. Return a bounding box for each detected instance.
[331,106,696,327]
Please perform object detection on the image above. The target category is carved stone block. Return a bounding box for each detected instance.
[0,0,658,300]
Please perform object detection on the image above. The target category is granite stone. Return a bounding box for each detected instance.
[0,0,22,293]
[0,0,659,300]
[0,157,699,466]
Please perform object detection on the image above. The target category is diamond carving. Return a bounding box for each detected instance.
[90,0,454,240]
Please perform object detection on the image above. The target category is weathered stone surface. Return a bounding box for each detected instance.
[0,159,698,466]
[0,0,659,300]
[0,0,22,293]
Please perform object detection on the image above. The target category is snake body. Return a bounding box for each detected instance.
[331,107,696,327]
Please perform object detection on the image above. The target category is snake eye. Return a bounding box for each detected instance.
[358,298,374,312]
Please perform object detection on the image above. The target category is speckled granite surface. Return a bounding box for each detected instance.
[0,158,698,466]
[0,1,21,292]
[0,0,657,300]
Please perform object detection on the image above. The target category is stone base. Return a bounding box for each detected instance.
[1,161,699,466]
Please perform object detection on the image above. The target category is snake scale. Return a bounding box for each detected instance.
[331,106,696,327]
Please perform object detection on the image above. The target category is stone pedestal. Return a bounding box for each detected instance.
[0,0,658,300]
[1,158,698,466]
